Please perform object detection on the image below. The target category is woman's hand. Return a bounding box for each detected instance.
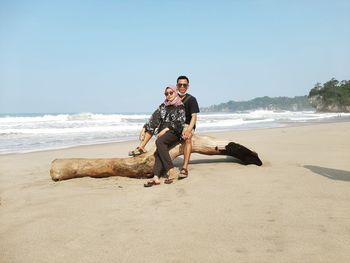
[139,128,146,141]
[157,128,169,138]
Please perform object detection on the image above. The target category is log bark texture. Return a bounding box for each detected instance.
[50,135,262,181]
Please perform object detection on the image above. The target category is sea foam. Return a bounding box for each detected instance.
[1,111,349,154]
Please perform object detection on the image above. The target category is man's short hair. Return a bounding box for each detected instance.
[177,75,189,84]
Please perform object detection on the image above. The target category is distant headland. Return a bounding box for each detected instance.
[201,78,350,113]
[308,78,350,112]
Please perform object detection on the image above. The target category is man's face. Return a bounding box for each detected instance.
[177,79,189,94]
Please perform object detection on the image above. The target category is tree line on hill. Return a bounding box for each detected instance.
[308,78,350,112]
[201,78,350,112]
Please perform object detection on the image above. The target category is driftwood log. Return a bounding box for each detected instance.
[50,135,262,181]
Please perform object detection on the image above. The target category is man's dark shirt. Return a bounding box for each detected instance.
[182,93,200,128]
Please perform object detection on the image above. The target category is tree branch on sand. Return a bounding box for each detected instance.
[50,135,262,181]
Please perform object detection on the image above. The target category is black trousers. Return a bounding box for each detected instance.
[153,131,180,176]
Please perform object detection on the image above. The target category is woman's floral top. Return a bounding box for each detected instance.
[143,103,185,137]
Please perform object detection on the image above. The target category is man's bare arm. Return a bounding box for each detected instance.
[183,113,197,139]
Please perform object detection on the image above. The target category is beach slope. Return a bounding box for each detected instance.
[1,122,350,263]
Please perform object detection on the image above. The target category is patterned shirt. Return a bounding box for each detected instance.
[144,103,185,137]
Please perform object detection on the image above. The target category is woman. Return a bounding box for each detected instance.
[129,85,185,187]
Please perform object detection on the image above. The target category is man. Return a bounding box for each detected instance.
[176,75,200,179]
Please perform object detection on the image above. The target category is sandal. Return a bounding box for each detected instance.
[144,180,160,187]
[164,177,176,184]
[128,147,147,157]
[178,168,188,180]
[164,168,178,184]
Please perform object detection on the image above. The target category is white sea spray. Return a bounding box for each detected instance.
[1,111,349,154]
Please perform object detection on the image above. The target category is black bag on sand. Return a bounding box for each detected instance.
[225,142,263,166]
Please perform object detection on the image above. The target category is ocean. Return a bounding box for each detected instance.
[1,111,349,154]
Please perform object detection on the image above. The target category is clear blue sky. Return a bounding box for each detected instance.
[1,0,349,113]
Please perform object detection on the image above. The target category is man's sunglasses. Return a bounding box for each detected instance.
[177,83,188,88]
[164,91,174,96]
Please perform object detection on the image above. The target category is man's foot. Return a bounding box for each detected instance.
[178,168,188,180]
[128,147,147,157]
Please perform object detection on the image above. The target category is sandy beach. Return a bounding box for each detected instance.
[1,122,350,263]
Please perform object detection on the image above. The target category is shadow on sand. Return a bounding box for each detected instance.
[304,165,350,182]
[174,156,243,166]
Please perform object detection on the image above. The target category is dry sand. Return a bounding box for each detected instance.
[1,122,350,263]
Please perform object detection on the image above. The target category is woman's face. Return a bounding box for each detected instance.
[165,88,176,101]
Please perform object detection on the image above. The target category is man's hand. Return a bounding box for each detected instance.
[157,128,169,138]
[182,113,196,140]
[182,129,192,140]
